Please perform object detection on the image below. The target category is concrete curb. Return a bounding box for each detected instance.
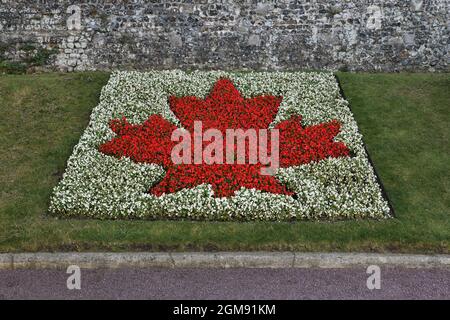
[0,252,449,270]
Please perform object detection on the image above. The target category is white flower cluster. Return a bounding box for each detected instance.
[49,71,391,221]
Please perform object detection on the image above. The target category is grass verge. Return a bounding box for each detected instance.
[0,72,448,253]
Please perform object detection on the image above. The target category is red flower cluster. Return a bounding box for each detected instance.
[105,115,177,168]
[169,79,281,132]
[99,78,350,197]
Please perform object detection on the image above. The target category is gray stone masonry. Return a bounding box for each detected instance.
[0,0,448,71]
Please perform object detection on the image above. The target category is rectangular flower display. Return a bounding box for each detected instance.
[49,71,392,221]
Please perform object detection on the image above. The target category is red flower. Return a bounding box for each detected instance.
[99,79,350,197]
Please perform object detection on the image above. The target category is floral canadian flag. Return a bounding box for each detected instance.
[99,78,350,197]
[50,72,391,220]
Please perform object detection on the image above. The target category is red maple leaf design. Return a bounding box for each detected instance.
[99,79,350,197]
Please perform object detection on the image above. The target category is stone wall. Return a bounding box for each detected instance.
[0,0,448,72]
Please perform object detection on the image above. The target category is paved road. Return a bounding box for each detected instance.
[0,267,449,300]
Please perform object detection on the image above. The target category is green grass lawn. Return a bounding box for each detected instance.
[0,72,448,253]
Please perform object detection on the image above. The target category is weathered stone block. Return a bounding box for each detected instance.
[0,1,446,72]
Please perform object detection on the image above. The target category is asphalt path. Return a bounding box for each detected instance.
[0,267,449,300]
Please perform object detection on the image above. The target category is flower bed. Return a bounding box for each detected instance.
[49,71,391,221]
